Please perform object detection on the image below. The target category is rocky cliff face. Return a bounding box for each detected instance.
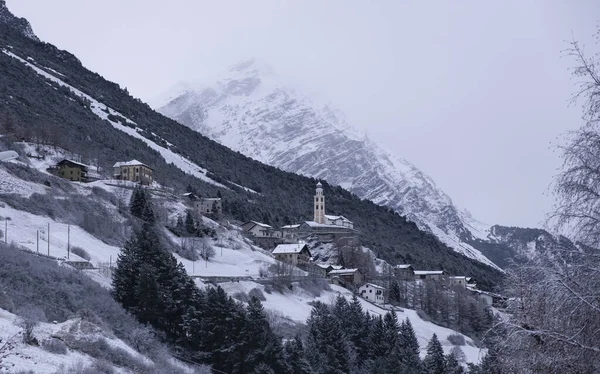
[154,59,500,269]
[0,0,38,40]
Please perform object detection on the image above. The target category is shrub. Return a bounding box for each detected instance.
[18,318,38,345]
[248,287,266,301]
[42,337,68,354]
[264,285,273,294]
[71,246,91,261]
[233,291,249,303]
[297,275,331,297]
[416,308,430,322]
[447,333,466,346]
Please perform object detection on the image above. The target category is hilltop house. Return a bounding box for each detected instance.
[414,270,445,281]
[56,159,88,182]
[184,193,222,215]
[272,243,312,266]
[113,160,153,185]
[328,268,363,286]
[394,264,415,280]
[448,276,469,287]
[242,221,278,238]
[359,283,386,305]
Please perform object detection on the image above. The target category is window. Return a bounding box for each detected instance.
[70,170,73,175]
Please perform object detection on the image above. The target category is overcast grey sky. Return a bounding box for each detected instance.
[6,0,599,227]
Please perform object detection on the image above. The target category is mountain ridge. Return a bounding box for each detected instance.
[0,10,504,289]
[155,59,501,269]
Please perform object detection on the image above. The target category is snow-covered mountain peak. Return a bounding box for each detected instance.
[155,60,501,269]
[229,58,276,78]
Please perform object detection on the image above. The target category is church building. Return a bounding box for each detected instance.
[294,182,355,241]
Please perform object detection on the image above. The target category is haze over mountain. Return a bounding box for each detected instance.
[154,60,502,268]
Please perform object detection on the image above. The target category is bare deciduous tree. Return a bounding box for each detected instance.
[491,32,600,373]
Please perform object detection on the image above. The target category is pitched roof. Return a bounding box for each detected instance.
[414,270,444,276]
[302,221,353,229]
[315,263,333,269]
[394,264,413,269]
[113,159,151,169]
[328,268,360,276]
[324,214,352,223]
[272,243,309,255]
[57,159,88,168]
[281,224,301,229]
[243,221,273,229]
[201,197,221,201]
[361,283,385,290]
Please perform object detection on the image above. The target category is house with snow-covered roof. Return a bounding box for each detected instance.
[328,268,363,286]
[56,159,88,182]
[272,243,311,266]
[414,270,445,281]
[113,160,153,185]
[448,276,469,287]
[359,283,386,304]
[242,221,277,238]
[394,264,415,280]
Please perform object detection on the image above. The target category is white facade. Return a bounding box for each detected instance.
[324,215,354,229]
[359,283,386,304]
[242,221,275,237]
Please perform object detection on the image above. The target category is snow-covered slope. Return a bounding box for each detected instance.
[0,155,484,366]
[154,59,499,269]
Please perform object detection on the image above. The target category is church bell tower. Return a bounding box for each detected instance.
[314,181,325,224]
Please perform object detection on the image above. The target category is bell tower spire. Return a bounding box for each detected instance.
[314,181,325,224]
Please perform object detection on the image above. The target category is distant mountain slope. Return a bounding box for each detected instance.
[0,3,502,289]
[154,59,499,269]
[467,224,580,268]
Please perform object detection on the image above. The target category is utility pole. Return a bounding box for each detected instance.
[36,230,39,253]
[67,224,70,259]
[4,219,6,244]
[47,223,50,256]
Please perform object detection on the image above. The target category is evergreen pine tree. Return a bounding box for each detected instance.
[423,333,445,374]
[240,297,286,373]
[305,302,351,374]
[284,336,312,374]
[175,215,185,235]
[347,295,371,363]
[390,281,402,305]
[399,318,421,373]
[445,353,464,374]
[134,263,162,326]
[185,210,196,235]
[129,187,145,218]
[112,237,140,310]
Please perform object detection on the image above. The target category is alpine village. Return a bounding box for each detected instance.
[0,1,598,373]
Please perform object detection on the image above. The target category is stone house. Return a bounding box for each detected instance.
[113,160,153,185]
[242,221,276,238]
[56,159,88,182]
[272,243,312,266]
[414,270,445,281]
[328,268,363,286]
[394,264,415,280]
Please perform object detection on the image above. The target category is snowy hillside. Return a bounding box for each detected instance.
[0,153,484,367]
[154,59,500,270]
